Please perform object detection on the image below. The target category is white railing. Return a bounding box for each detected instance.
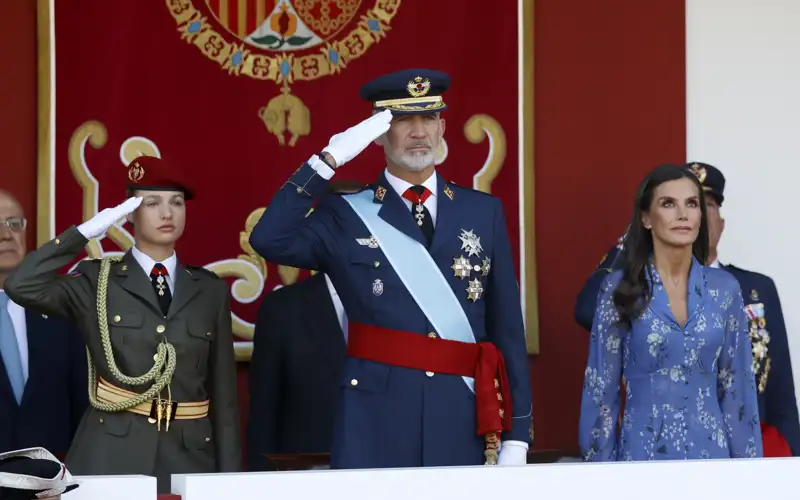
[67,458,800,500]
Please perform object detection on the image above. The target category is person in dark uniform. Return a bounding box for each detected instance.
[0,191,87,458]
[573,161,800,457]
[0,447,79,499]
[246,272,346,470]
[4,156,241,492]
[248,68,533,468]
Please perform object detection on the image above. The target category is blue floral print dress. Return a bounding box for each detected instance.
[579,257,763,461]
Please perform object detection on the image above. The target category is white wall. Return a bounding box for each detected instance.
[686,0,800,410]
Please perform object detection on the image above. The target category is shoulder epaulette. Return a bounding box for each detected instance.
[447,181,494,198]
[327,180,370,195]
[185,265,220,279]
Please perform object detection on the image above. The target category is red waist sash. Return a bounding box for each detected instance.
[346,322,512,436]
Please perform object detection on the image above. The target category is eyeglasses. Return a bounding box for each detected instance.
[0,217,27,232]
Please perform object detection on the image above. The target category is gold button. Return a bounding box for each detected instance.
[374,261,380,268]
[426,371,434,377]
[153,353,158,361]
[206,332,211,337]
[428,332,437,339]
[156,325,166,333]
[205,437,211,443]
[54,238,60,244]
[350,379,358,386]
[113,315,121,323]
[296,187,303,194]
[99,418,104,424]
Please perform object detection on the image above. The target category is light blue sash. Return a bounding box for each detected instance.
[343,190,476,393]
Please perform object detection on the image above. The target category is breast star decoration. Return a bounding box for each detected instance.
[459,229,483,257]
[452,230,490,301]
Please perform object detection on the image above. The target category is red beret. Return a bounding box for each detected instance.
[126,156,194,200]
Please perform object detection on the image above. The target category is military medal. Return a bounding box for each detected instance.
[156,275,167,297]
[481,257,491,276]
[745,302,771,393]
[372,279,384,296]
[415,204,425,226]
[452,256,472,279]
[458,229,483,257]
[466,278,484,301]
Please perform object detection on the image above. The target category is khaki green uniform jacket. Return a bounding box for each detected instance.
[4,226,241,492]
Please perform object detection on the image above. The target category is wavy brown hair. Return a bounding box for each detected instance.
[613,164,709,328]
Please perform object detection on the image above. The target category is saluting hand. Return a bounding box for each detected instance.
[77,196,143,240]
[321,109,393,168]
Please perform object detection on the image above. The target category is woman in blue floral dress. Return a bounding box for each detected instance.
[579,164,763,461]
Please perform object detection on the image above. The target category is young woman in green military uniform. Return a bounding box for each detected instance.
[5,156,241,493]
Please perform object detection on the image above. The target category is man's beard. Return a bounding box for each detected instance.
[384,143,436,172]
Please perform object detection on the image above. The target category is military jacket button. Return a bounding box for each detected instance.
[426,371,434,377]
[156,325,166,333]
[350,379,358,386]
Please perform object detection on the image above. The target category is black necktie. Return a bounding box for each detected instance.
[150,264,172,317]
[404,185,434,247]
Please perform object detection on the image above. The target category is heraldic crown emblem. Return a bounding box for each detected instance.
[167,0,402,147]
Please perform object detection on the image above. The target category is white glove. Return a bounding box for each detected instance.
[320,109,392,168]
[77,196,142,240]
[497,440,528,466]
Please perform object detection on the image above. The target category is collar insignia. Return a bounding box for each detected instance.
[374,186,387,203]
[444,185,454,200]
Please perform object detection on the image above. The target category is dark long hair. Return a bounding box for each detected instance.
[613,164,709,328]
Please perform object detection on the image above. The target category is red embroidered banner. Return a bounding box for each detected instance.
[37,0,536,358]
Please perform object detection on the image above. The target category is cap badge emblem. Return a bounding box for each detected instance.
[689,163,707,184]
[407,77,431,98]
[128,160,145,183]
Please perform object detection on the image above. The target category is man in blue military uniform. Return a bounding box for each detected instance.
[573,161,800,456]
[249,68,532,468]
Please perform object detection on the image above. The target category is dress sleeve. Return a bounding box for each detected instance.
[579,272,625,461]
[717,283,764,458]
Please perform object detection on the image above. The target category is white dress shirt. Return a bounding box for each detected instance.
[131,246,177,293]
[0,290,29,382]
[323,274,348,341]
[383,168,438,226]
[709,259,720,268]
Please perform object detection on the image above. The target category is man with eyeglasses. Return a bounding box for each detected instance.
[0,190,87,458]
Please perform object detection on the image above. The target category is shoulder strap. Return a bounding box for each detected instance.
[343,190,476,393]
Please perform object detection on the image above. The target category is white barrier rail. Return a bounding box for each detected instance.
[68,475,156,500]
[60,459,800,500]
[172,458,800,500]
